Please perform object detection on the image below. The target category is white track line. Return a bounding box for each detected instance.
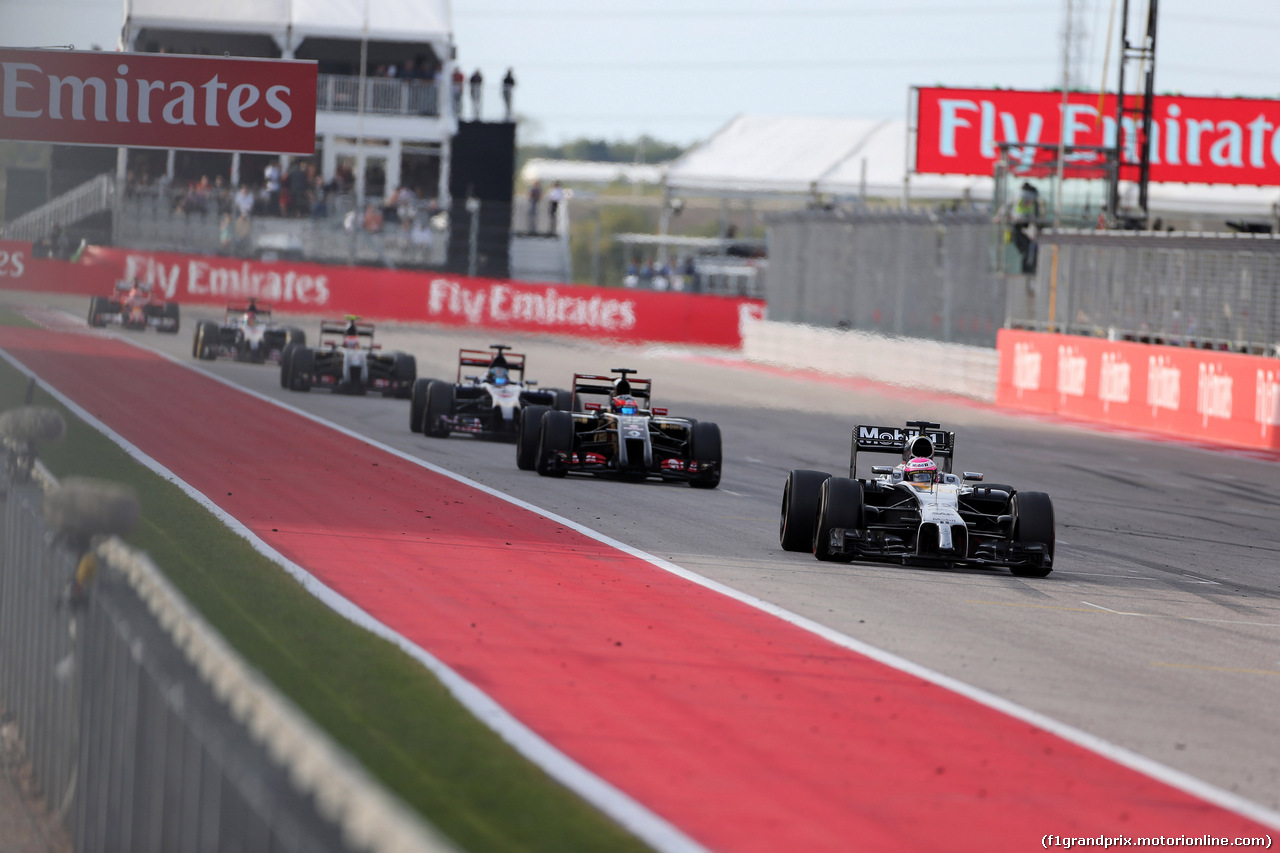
[8,319,1280,837]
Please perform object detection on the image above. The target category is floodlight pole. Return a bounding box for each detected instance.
[1054,0,1072,230]
[1107,0,1158,227]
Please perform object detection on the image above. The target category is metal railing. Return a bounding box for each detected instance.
[0,435,455,852]
[1009,229,1280,355]
[1,174,115,244]
[317,74,440,118]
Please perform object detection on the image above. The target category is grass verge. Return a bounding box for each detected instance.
[0,320,652,853]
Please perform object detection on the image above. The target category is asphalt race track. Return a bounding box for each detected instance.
[5,294,1280,846]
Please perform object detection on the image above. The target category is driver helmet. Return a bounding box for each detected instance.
[243,310,258,327]
[612,395,639,415]
[903,457,938,487]
[135,281,151,295]
[488,365,509,386]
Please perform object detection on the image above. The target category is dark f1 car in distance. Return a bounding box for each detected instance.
[192,300,305,363]
[779,420,1055,577]
[87,279,180,333]
[518,368,721,488]
[411,344,571,438]
[280,317,415,397]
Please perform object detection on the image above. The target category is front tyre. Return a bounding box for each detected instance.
[813,477,862,562]
[780,469,830,552]
[536,410,574,477]
[1009,491,1055,578]
[689,421,722,489]
[409,377,433,433]
[517,405,549,470]
[423,381,454,438]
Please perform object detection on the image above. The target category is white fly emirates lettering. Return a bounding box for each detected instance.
[1147,355,1181,415]
[1098,352,1131,412]
[0,49,315,154]
[122,254,329,305]
[1056,345,1087,399]
[428,279,637,332]
[1011,341,1042,397]
[1196,362,1233,426]
[1256,369,1280,435]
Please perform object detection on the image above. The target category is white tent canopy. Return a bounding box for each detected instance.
[665,114,1280,218]
[124,0,452,51]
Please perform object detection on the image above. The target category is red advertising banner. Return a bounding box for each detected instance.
[0,48,316,154]
[914,86,1280,187]
[0,245,763,348]
[996,329,1280,452]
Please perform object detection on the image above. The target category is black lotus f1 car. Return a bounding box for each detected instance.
[411,345,570,439]
[280,317,415,397]
[518,368,721,488]
[779,420,1055,576]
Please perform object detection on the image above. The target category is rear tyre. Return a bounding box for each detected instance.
[159,303,180,334]
[391,353,417,399]
[87,296,106,328]
[536,410,574,477]
[553,388,573,411]
[289,347,313,392]
[813,477,862,562]
[1009,491,1055,578]
[280,342,297,388]
[689,421,722,489]
[517,405,549,470]
[409,377,433,433]
[284,327,306,348]
[780,469,831,552]
[423,381,454,438]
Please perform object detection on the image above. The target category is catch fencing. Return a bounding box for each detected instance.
[0,454,454,852]
[764,206,1003,347]
[1010,230,1280,356]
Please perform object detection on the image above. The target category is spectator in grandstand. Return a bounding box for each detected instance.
[363,203,384,233]
[502,68,516,120]
[451,66,465,117]
[286,161,309,217]
[310,171,329,219]
[234,185,255,219]
[219,214,234,255]
[264,161,282,216]
[234,211,252,256]
[547,181,564,234]
[469,68,483,119]
[527,180,542,233]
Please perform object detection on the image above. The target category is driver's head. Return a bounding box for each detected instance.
[612,395,639,415]
[243,311,257,326]
[344,334,359,348]
[903,457,938,487]
[488,365,509,386]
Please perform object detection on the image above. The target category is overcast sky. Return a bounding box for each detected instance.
[2,0,1278,147]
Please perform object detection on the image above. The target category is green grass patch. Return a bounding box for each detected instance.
[0,339,652,853]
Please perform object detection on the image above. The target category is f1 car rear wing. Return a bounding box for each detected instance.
[318,319,376,347]
[458,345,526,382]
[571,368,652,410]
[849,420,955,477]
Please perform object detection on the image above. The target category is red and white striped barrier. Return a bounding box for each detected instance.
[997,328,1280,451]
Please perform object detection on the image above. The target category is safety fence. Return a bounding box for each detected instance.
[1011,230,1280,356]
[764,206,1003,347]
[0,443,455,852]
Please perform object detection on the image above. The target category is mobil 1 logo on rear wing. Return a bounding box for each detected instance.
[854,424,954,455]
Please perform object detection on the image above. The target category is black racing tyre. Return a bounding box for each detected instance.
[391,353,417,399]
[191,321,204,357]
[1009,491,1055,578]
[160,303,180,333]
[409,377,433,433]
[553,388,573,411]
[813,476,862,562]
[87,296,106,328]
[289,347,314,392]
[689,421,722,489]
[280,342,296,388]
[780,469,831,552]
[536,409,574,477]
[423,380,454,438]
[285,327,306,348]
[197,321,219,360]
[517,404,549,470]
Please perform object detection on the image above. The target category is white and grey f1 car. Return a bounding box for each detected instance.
[518,368,721,488]
[779,420,1055,576]
[192,300,305,364]
[280,317,416,397]
[411,345,571,438]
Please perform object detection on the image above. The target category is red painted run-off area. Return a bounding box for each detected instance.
[2,325,1272,852]
[0,240,763,348]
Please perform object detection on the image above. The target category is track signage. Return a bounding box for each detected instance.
[0,47,316,154]
[914,86,1280,187]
